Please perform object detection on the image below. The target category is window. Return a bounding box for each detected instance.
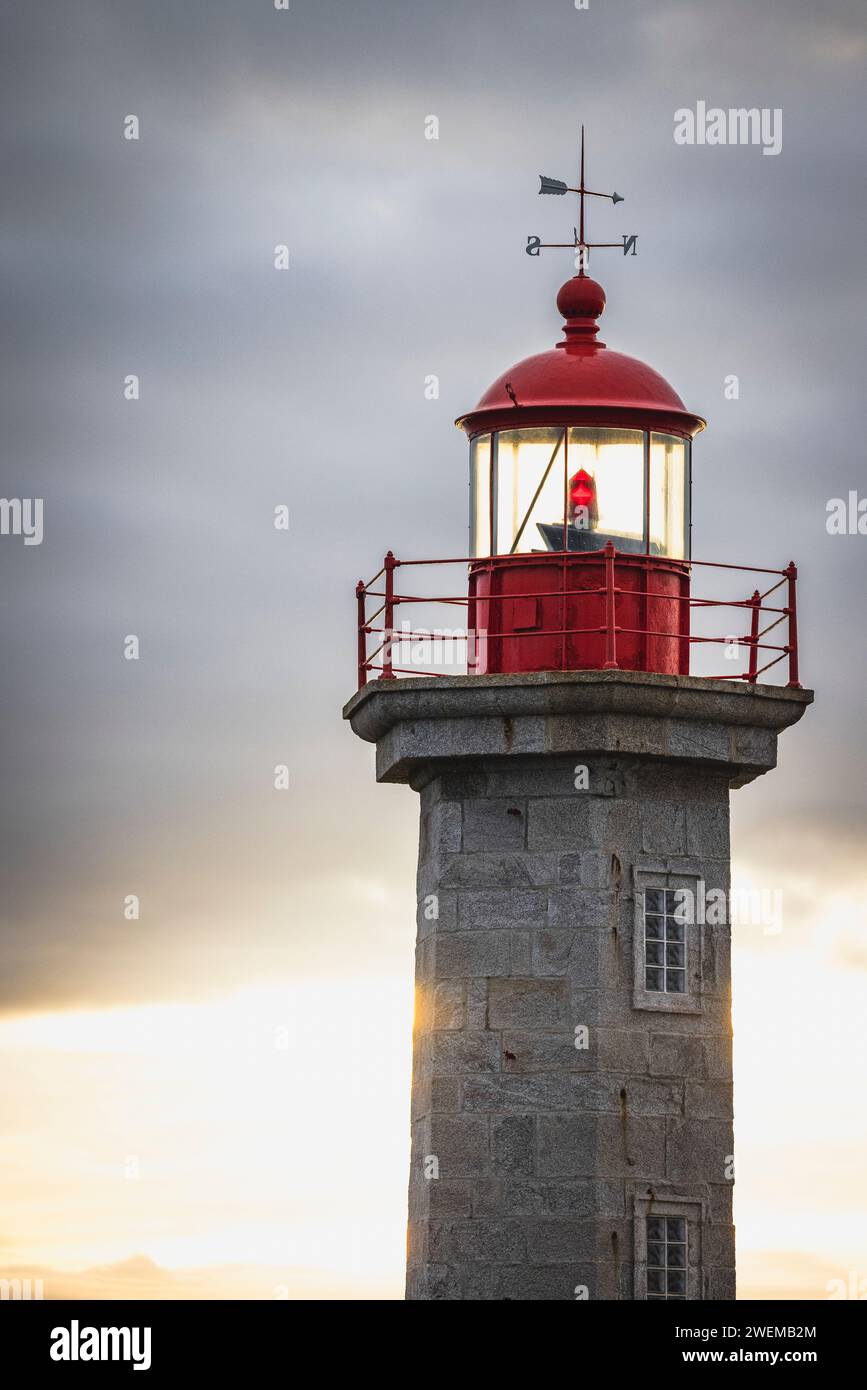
[469,434,491,556]
[467,426,646,557]
[644,889,686,993]
[649,433,690,559]
[646,1216,688,1300]
[633,1193,705,1300]
[565,427,645,553]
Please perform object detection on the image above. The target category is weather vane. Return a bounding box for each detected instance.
[526,125,637,272]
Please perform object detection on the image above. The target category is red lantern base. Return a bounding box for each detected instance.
[468,551,691,676]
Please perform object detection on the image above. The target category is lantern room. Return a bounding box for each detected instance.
[456,273,705,676]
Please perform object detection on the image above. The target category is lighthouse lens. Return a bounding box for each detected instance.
[483,426,645,554]
[565,428,645,551]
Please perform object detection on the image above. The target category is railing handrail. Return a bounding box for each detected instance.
[355,547,801,692]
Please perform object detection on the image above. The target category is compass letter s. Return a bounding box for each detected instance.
[526,236,541,256]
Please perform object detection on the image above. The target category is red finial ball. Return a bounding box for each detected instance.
[556,275,606,321]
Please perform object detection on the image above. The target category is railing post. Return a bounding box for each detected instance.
[467,582,477,675]
[602,540,619,670]
[747,589,760,684]
[785,561,801,688]
[356,580,367,690]
[382,551,397,680]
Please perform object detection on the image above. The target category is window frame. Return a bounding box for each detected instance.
[633,1194,705,1301]
[632,869,704,1015]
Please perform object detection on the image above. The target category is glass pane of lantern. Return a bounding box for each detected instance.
[493,427,566,554]
[469,434,492,557]
[565,428,645,553]
[492,426,646,554]
[649,434,690,559]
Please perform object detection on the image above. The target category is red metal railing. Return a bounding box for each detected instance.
[355,545,801,692]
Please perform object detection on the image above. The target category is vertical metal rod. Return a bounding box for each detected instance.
[561,428,569,671]
[382,551,397,680]
[603,540,619,669]
[467,577,477,675]
[747,589,760,684]
[489,435,496,557]
[356,580,367,689]
[785,561,801,688]
[641,430,651,670]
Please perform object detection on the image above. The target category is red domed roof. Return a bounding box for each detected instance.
[457,274,705,439]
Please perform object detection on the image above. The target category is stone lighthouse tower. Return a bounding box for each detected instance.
[344,149,811,1301]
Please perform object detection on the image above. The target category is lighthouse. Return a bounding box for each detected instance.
[344,137,812,1301]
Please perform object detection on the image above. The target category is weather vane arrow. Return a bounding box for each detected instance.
[527,125,637,271]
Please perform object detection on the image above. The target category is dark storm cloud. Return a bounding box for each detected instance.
[0,0,865,1013]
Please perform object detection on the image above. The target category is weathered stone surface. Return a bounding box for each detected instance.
[429,1219,526,1263]
[532,928,592,977]
[421,800,462,858]
[428,1115,489,1177]
[527,797,591,850]
[536,1115,594,1177]
[491,1115,535,1176]
[538,1114,667,1178]
[685,1081,734,1120]
[596,1027,650,1073]
[417,1263,461,1299]
[472,1178,530,1217]
[488,977,570,1028]
[501,1030,594,1074]
[526,1219,597,1264]
[650,1032,707,1078]
[559,850,616,889]
[430,1030,500,1074]
[708,1182,734,1225]
[704,1033,733,1079]
[686,804,730,857]
[463,1073,588,1114]
[589,797,641,850]
[434,931,512,978]
[666,1118,734,1185]
[345,670,811,784]
[703,1224,738,1268]
[708,1266,737,1300]
[461,1266,499,1299]
[616,1077,683,1117]
[542,1179,626,1217]
[667,721,731,763]
[462,799,526,851]
[416,887,457,939]
[431,980,464,1031]
[548,886,615,929]
[466,977,488,1028]
[427,1182,473,1218]
[341,672,812,1299]
[496,1263,597,1301]
[510,931,531,974]
[641,803,686,855]
[439,852,537,888]
[429,1075,462,1113]
[458,889,545,931]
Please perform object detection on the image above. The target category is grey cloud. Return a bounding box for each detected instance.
[1,0,865,1013]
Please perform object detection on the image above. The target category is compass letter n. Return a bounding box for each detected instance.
[623,235,638,256]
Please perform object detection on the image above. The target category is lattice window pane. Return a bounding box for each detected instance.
[644,889,689,993]
[646,1215,689,1300]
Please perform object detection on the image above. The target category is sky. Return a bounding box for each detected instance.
[0,0,865,1300]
